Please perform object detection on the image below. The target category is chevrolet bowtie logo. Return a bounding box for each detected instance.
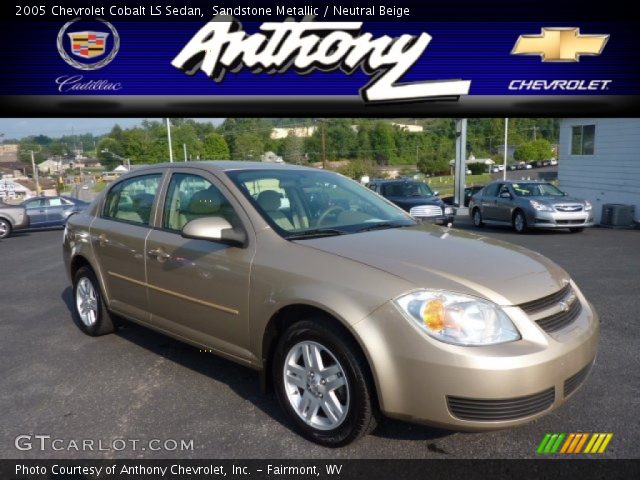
[512,28,609,62]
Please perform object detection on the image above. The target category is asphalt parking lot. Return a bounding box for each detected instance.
[1,221,638,459]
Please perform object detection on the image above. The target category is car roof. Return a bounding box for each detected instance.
[374,178,421,184]
[488,179,547,184]
[119,161,317,173]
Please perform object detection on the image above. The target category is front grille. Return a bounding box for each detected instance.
[409,205,443,218]
[556,220,585,225]
[447,388,555,421]
[564,361,594,398]
[535,298,582,333]
[519,284,572,314]
[555,204,584,212]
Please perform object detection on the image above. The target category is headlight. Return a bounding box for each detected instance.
[395,290,520,346]
[530,200,553,212]
[584,201,592,211]
[444,206,454,215]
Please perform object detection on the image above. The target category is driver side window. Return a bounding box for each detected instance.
[162,173,238,232]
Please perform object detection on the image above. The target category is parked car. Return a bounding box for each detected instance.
[550,159,558,166]
[469,180,594,233]
[442,185,484,207]
[0,200,29,239]
[367,179,454,225]
[21,196,89,230]
[63,162,598,446]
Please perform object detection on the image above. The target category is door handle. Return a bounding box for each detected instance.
[97,233,108,247]
[148,247,171,262]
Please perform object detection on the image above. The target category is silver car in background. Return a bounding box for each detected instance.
[469,181,594,233]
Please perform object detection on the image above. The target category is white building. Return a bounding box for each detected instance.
[391,122,424,133]
[558,118,640,223]
[270,126,317,140]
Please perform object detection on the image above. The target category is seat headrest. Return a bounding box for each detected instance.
[256,190,282,212]
[188,188,222,215]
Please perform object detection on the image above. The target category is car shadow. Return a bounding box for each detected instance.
[60,287,452,445]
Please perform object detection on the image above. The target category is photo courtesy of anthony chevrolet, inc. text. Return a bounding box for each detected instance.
[0,1,638,479]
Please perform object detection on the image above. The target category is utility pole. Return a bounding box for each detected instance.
[321,120,327,169]
[30,150,41,195]
[503,118,509,180]
[183,143,188,162]
[454,119,467,208]
[166,118,174,162]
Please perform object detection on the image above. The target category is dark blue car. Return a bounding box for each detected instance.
[21,196,89,229]
[367,179,455,226]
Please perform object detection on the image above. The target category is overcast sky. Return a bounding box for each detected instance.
[0,118,224,140]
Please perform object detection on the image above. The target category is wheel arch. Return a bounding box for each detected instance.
[70,254,93,280]
[260,303,380,410]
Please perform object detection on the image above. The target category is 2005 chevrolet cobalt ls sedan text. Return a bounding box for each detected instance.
[63,162,598,446]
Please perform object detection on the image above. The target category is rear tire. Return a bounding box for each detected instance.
[273,319,378,447]
[72,266,116,336]
[569,227,584,233]
[513,210,528,234]
[0,218,11,239]
[472,208,484,228]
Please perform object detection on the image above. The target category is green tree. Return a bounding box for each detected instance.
[338,159,375,180]
[233,132,264,160]
[370,121,397,165]
[201,133,230,160]
[282,134,305,164]
[514,139,553,162]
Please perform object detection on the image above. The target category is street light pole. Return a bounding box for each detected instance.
[166,118,174,162]
[183,143,187,162]
[30,150,41,195]
[503,118,509,181]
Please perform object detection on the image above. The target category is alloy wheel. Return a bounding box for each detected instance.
[283,341,350,431]
[75,277,98,327]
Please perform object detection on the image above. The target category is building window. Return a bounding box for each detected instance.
[571,125,595,155]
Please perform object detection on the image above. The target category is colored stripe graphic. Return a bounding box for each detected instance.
[538,433,612,454]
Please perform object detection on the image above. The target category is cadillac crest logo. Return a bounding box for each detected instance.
[57,18,119,70]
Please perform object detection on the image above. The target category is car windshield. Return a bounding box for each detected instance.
[512,183,565,197]
[227,169,415,238]
[382,182,434,198]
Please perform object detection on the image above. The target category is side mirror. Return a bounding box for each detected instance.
[433,191,440,196]
[181,217,247,248]
[499,191,512,199]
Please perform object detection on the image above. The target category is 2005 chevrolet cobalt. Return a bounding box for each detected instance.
[63,162,598,446]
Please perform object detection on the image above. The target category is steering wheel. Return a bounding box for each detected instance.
[317,205,345,226]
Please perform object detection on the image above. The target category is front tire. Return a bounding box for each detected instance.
[472,208,484,228]
[73,266,116,336]
[0,218,11,239]
[513,210,528,234]
[273,319,378,447]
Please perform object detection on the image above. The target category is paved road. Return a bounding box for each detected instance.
[0,223,638,459]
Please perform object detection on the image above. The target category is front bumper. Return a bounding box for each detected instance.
[415,215,455,226]
[530,210,594,229]
[353,287,599,430]
[13,212,29,230]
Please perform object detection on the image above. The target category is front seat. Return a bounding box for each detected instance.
[256,190,294,230]
[179,187,222,228]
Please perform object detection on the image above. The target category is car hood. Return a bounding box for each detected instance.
[388,196,443,207]
[298,225,570,306]
[530,196,585,205]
